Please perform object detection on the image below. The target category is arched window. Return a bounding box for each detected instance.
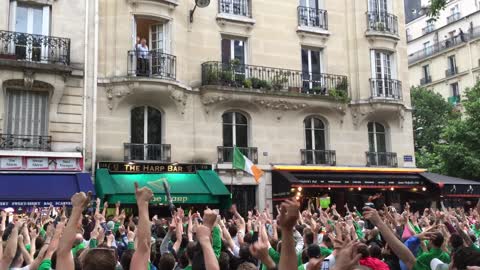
[221,112,248,162]
[304,117,326,164]
[129,106,162,160]
[368,122,388,166]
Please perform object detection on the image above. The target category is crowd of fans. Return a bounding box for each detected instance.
[1,183,480,270]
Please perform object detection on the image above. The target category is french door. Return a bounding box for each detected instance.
[301,48,322,92]
[371,50,393,97]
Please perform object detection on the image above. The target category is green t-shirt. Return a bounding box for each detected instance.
[38,259,52,270]
[413,248,450,270]
[320,246,333,257]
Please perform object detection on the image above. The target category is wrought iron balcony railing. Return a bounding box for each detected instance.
[218,0,251,17]
[369,78,402,99]
[0,134,51,151]
[301,149,336,166]
[408,36,465,64]
[422,25,436,35]
[420,76,432,85]
[127,50,176,80]
[124,143,171,162]
[297,6,328,30]
[366,12,398,35]
[447,12,461,24]
[366,152,398,167]
[217,146,258,164]
[445,66,458,77]
[0,30,70,65]
[201,61,348,97]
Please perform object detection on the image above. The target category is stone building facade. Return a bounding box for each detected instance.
[95,0,415,211]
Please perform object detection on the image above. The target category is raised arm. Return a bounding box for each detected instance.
[130,182,153,270]
[0,219,23,270]
[197,209,220,270]
[277,199,300,270]
[364,207,416,270]
[57,192,89,270]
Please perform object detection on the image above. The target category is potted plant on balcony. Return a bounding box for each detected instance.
[376,22,385,31]
[271,72,290,91]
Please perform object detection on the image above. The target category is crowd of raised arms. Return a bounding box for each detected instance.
[1,184,480,270]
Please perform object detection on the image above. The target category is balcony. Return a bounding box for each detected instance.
[408,36,466,64]
[369,78,402,100]
[123,143,171,162]
[297,6,328,30]
[127,50,176,80]
[0,30,70,66]
[300,149,336,166]
[218,0,251,17]
[201,61,348,98]
[366,12,398,36]
[448,95,460,106]
[446,12,461,24]
[366,152,398,167]
[0,134,51,151]
[420,76,432,85]
[422,25,436,35]
[445,66,458,77]
[217,146,258,164]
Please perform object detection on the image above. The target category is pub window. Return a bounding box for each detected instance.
[222,111,248,148]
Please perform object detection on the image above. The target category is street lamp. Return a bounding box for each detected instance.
[190,0,210,23]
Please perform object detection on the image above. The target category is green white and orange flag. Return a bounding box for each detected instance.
[233,146,264,184]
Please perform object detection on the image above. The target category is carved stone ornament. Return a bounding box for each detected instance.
[200,95,230,114]
[254,99,308,111]
[24,70,35,90]
[169,89,188,115]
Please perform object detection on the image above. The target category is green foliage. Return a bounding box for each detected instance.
[243,78,252,88]
[335,78,348,92]
[205,67,219,85]
[413,82,480,180]
[328,88,351,104]
[271,72,289,91]
[250,77,271,90]
[427,0,447,18]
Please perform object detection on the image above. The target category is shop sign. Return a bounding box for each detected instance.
[294,178,422,186]
[151,196,189,204]
[98,162,212,174]
[0,156,81,171]
[0,201,72,207]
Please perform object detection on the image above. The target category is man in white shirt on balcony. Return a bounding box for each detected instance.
[136,37,149,76]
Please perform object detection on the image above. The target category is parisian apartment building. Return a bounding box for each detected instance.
[406,0,480,106]
[94,0,414,211]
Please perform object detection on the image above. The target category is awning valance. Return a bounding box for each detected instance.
[0,173,94,207]
[420,172,480,197]
[95,169,231,206]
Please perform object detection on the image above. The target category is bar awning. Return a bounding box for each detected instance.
[421,172,480,197]
[95,169,231,206]
[0,173,94,207]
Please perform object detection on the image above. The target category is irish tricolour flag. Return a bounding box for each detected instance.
[233,146,264,184]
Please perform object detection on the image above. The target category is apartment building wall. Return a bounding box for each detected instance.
[0,0,93,156]
[407,0,480,102]
[96,0,414,208]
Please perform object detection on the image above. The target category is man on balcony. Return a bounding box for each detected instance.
[136,38,149,76]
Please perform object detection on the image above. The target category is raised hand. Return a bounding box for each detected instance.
[363,207,382,226]
[331,240,361,270]
[203,209,217,229]
[277,198,300,230]
[134,182,153,203]
[71,192,89,208]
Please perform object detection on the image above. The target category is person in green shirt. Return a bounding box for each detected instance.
[413,232,450,270]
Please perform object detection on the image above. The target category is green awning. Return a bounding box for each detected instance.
[95,169,231,206]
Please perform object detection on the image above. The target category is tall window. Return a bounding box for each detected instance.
[219,0,250,17]
[301,47,322,90]
[370,50,395,97]
[422,64,430,83]
[423,41,432,55]
[221,37,246,65]
[5,89,49,136]
[130,106,162,160]
[368,0,388,13]
[448,55,456,72]
[222,112,248,148]
[304,117,326,164]
[10,2,50,61]
[451,82,460,97]
[368,122,387,153]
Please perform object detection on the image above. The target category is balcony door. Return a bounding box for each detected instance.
[299,0,323,27]
[150,23,171,76]
[130,106,162,160]
[221,37,247,80]
[371,50,395,97]
[304,117,326,164]
[222,112,248,161]
[9,2,50,61]
[368,122,387,165]
[368,0,388,13]
[301,47,322,91]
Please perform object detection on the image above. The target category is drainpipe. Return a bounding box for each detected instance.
[91,0,99,178]
[82,0,89,171]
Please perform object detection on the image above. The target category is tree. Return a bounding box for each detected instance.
[435,82,480,180]
[427,0,448,18]
[411,87,458,170]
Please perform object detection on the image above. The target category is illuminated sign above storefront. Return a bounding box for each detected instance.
[98,162,213,174]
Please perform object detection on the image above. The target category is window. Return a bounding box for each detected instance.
[299,0,326,28]
[222,112,248,148]
[221,37,246,65]
[450,4,459,15]
[368,0,388,13]
[301,47,323,90]
[422,65,430,83]
[130,106,162,160]
[5,89,49,136]
[451,82,460,97]
[370,50,396,97]
[423,41,432,55]
[9,2,50,61]
[448,55,456,72]
[368,122,387,153]
[219,0,250,17]
[304,117,326,164]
